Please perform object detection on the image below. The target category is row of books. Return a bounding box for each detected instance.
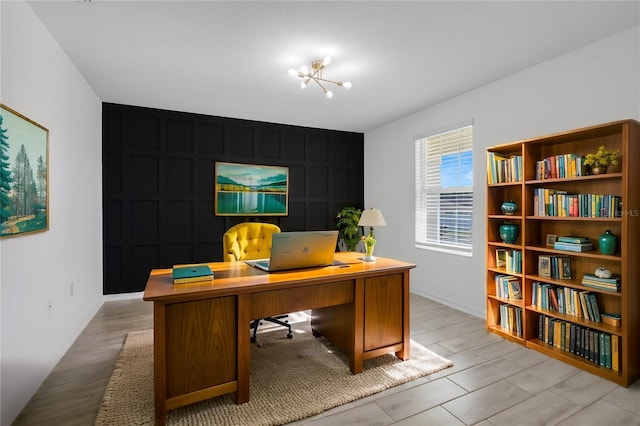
[581,273,621,293]
[537,254,571,279]
[487,152,523,184]
[535,153,586,180]
[495,249,522,273]
[500,303,522,336]
[495,274,522,300]
[532,282,601,322]
[533,189,623,218]
[538,315,619,371]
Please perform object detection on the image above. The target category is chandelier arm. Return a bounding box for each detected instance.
[311,76,342,86]
[310,77,328,92]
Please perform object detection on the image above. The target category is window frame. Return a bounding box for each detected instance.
[415,123,474,257]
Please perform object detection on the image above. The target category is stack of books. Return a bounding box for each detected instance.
[581,273,621,293]
[172,264,214,284]
[553,236,592,252]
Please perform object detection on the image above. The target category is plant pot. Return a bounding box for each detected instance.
[590,166,607,175]
[499,222,519,244]
[500,201,518,215]
[598,229,618,255]
[363,242,376,261]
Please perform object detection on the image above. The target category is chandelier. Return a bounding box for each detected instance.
[288,56,352,99]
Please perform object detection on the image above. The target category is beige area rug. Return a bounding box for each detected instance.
[95,324,453,426]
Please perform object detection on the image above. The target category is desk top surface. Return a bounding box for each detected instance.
[143,252,416,303]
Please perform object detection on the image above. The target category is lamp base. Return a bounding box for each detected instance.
[362,255,376,262]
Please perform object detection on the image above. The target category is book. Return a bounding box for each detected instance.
[611,335,619,371]
[495,249,507,268]
[553,241,593,252]
[604,334,612,369]
[558,256,572,279]
[557,236,590,244]
[582,274,621,284]
[172,264,214,284]
[587,293,601,323]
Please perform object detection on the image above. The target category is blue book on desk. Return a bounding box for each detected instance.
[172,265,213,284]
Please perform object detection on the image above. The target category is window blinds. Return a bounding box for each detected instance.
[415,125,473,253]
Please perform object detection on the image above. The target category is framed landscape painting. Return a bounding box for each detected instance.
[0,104,49,238]
[215,162,288,216]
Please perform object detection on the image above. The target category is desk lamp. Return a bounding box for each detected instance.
[358,208,387,261]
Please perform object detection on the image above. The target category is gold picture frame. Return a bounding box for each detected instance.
[538,255,551,277]
[546,234,557,247]
[0,104,49,238]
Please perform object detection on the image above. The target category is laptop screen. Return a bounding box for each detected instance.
[247,230,338,272]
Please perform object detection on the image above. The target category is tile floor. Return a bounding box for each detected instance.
[14,294,640,425]
[291,295,640,426]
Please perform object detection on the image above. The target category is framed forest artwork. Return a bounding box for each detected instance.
[0,104,49,238]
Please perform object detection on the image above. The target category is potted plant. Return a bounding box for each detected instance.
[362,234,377,261]
[336,207,362,251]
[583,145,620,174]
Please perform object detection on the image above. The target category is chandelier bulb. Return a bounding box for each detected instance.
[288,68,298,77]
[322,56,332,66]
[342,81,352,89]
[325,89,334,99]
[299,65,308,74]
[300,80,309,89]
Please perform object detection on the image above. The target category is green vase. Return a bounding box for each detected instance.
[598,229,617,255]
[499,222,519,244]
[500,201,518,215]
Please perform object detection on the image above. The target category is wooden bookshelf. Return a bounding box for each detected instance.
[486,119,640,387]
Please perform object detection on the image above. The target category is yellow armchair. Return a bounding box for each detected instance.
[223,222,281,262]
[222,222,292,342]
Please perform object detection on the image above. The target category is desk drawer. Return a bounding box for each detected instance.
[251,280,354,318]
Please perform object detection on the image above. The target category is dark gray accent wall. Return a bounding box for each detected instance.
[102,103,364,294]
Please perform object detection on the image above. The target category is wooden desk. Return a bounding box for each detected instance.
[143,252,416,425]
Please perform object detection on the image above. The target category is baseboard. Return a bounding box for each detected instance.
[103,291,144,302]
[411,289,484,319]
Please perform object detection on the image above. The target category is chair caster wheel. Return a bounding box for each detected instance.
[250,337,256,343]
[287,333,293,339]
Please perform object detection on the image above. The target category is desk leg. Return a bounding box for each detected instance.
[236,293,251,404]
[352,278,365,374]
[153,302,167,426]
[395,270,411,361]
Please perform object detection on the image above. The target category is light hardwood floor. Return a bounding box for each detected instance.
[13,294,640,425]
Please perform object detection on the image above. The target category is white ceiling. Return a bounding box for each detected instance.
[27,1,640,133]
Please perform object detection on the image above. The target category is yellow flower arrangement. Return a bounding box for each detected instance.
[583,145,620,168]
[362,234,376,247]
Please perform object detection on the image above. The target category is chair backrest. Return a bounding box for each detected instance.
[222,222,281,262]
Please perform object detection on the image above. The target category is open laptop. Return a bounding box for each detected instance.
[245,230,339,272]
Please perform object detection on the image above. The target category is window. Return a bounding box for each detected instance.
[415,125,473,255]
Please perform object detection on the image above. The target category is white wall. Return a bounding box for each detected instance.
[365,26,640,318]
[0,2,104,424]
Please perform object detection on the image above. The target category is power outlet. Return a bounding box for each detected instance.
[70,282,74,297]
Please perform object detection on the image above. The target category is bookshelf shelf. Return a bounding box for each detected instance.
[488,294,525,305]
[527,306,623,336]
[525,172,623,185]
[486,119,640,387]
[524,275,622,296]
[528,338,624,380]
[525,216,622,222]
[488,325,524,343]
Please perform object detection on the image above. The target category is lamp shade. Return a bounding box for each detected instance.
[358,208,387,227]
